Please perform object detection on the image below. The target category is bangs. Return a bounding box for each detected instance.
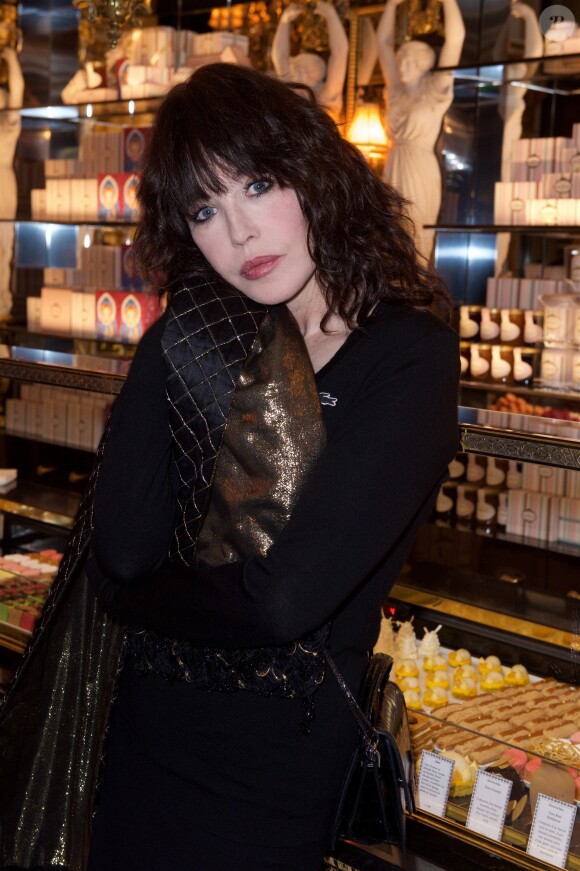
[150,68,299,219]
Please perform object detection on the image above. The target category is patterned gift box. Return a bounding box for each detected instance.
[494,181,537,225]
[565,470,580,499]
[506,490,559,541]
[521,463,567,496]
[550,497,580,544]
[511,138,573,182]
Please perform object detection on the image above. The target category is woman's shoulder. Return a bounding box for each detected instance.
[364,302,457,350]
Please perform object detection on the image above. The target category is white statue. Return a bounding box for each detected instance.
[0,46,24,318]
[493,0,542,275]
[377,0,465,261]
[272,1,349,122]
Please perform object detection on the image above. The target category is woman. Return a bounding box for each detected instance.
[1,63,459,871]
[377,0,465,261]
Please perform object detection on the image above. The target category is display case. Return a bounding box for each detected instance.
[338,1,580,868]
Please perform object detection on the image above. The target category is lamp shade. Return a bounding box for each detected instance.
[346,103,388,160]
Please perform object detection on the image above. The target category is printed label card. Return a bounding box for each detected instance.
[416,751,454,818]
[527,793,576,868]
[466,769,512,842]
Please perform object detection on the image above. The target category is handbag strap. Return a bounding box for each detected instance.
[324,651,380,757]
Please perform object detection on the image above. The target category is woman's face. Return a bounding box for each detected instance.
[188,174,321,313]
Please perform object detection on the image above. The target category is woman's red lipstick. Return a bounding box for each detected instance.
[241,255,281,280]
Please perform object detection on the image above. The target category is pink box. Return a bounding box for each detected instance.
[506,490,558,541]
[540,173,573,198]
[550,497,580,544]
[565,470,580,499]
[71,291,96,338]
[39,288,72,334]
[511,138,573,182]
[45,179,72,221]
[494,182,537,225]
[521,463,567,495]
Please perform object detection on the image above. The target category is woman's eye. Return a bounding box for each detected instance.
[247,180,272,197]
[193,206,217,224]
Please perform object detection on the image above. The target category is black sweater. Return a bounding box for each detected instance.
[87,301,459,846]
[91,302,460,652]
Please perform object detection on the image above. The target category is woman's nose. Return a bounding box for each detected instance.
[227,206,256,246]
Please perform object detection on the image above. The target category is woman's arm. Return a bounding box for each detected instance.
[93,322,460,646]
[91,311,179,580]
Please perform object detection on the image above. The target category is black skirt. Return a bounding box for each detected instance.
[88,655,362,870]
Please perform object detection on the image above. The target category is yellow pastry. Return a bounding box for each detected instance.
[448,648,472,668]
[478,655,502,675]
[440,750,478,797]
[426,670,450,690]
[453,664,478,682]
[480,669,505,691]
[395,659,419,679]
[423,654,447,672]
[504,664,530,686]
[452,677,478,699]
[423,687,449,708]
[403,690,422,710]
[398,676,420,692]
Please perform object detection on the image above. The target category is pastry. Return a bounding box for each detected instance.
[426,670,450,690]
[478,655,502,675]
[480,670,505,691]
[504,664,530,686]
[530,763,576,812]
[423,654,447,672]
[544,722,578,740]
[423,687,449,708]
[403,690,422,711]
[525,756,542,780]
[498,747,528,777]
[486,762,528,821]
[373,616,396,658]
[417,624,442,659]
[452,664,478,683]
[467,744,505,766]
[395,620,418,661]
[448,648,472,668]
[398,676,420,692]
[395,659,419,679]
[439,750,477,797]
[428,703,462,720]
[452,677,478,699]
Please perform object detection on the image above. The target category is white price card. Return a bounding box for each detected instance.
[527,793,577,869]
[416,750,454,818]
[466,769,512,842]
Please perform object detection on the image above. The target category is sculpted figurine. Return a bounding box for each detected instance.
[272,1,348,121]
[377,0,465,261]
[0,46,24,317]
[493,0,542,274]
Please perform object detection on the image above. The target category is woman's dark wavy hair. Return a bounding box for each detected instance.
[133,62,451,326]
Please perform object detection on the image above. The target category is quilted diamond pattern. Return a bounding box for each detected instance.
[162,279,267,564]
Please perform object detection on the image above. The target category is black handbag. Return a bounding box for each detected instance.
[327,652,416,850]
